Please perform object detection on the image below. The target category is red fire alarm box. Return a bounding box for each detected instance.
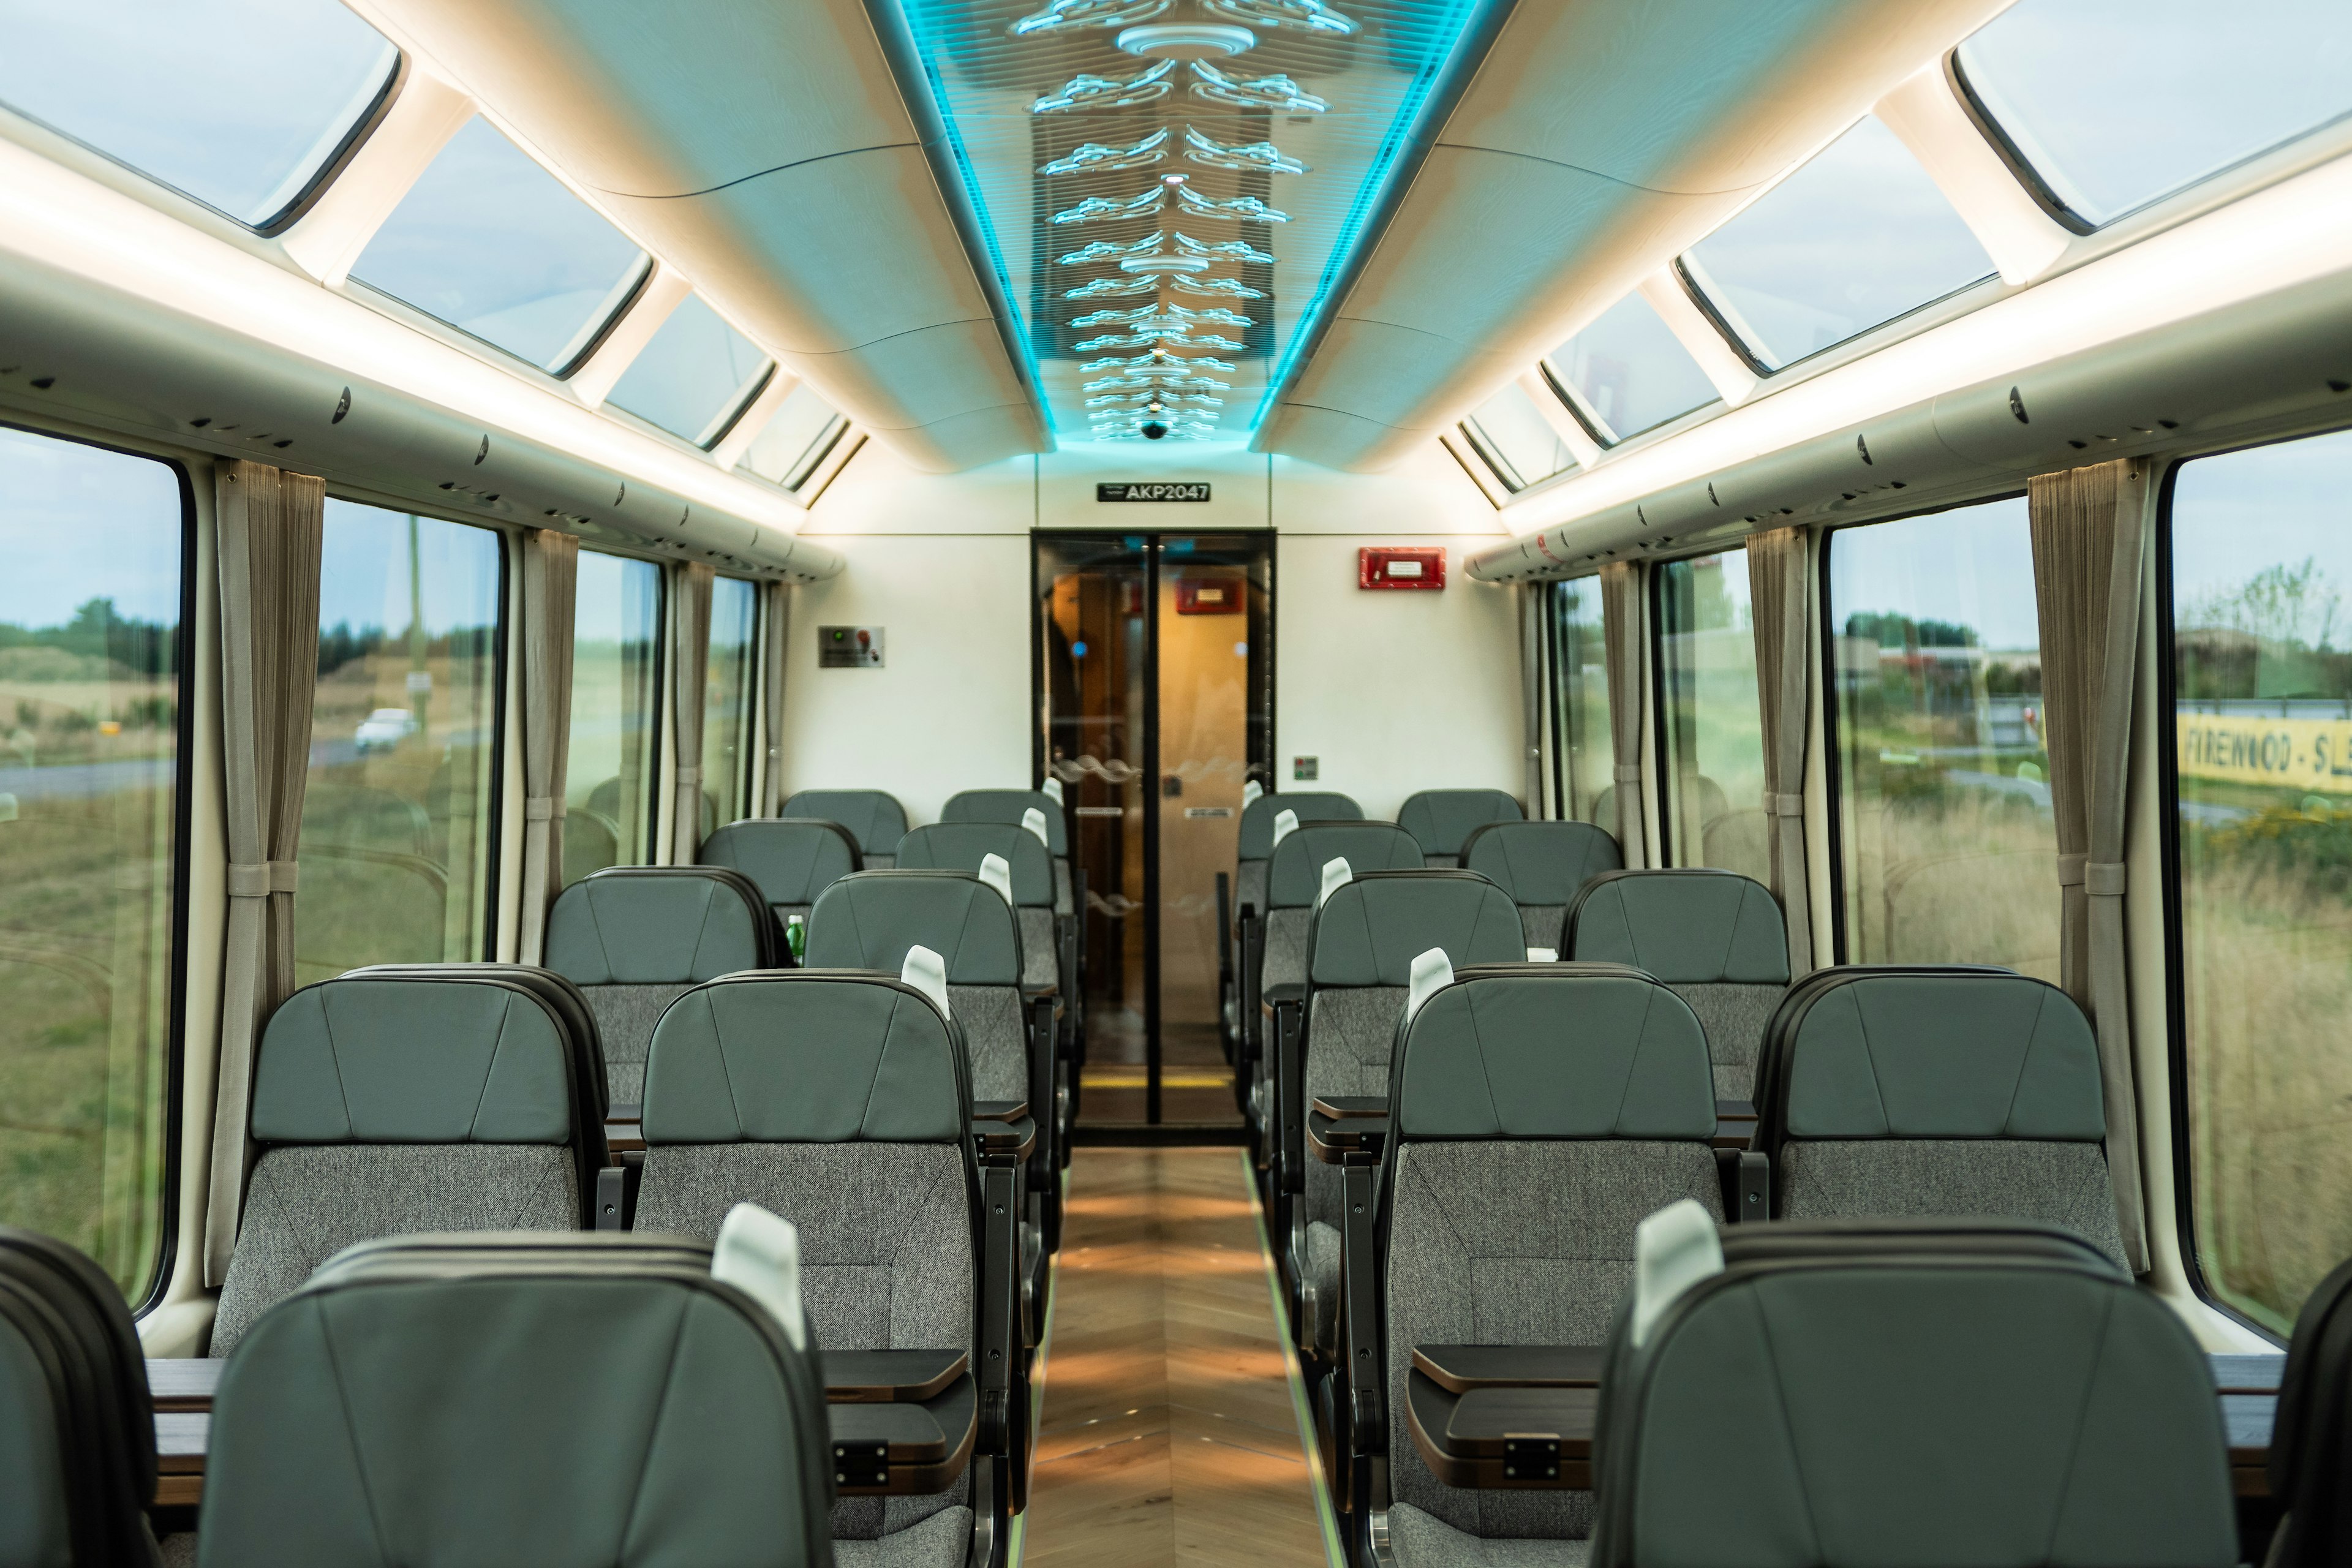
[1174,579,1243,614]
[1360,546,1446,590]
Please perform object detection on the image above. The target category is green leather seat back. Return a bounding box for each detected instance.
[1398,788,1524,861]
[896,823,1054,908]
[698,818,861,911]
[780,789,908,859]
[942,788,1068,857]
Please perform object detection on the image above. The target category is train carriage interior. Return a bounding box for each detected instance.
[7,0,2352,1563]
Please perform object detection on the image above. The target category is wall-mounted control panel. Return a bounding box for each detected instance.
[1360,546,1446,589]
[818,626,884,668]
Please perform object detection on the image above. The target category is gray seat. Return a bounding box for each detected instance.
[210,971,608,1357]
[1564,870,1789,1102]
[1398,789,1524,868]
[0,1226,161,1567]
[1753,966,2128,1266]
[1289,872,1525,1359]
[633,970,1000,1561]
[699,816,863,926]
[784,788,909,870]
[896,823,1060,997]
[941,788,1073,918]
[197,1233,835,1568]
[1369,963,1727,1566]
[1232,792,1363,1000]
[543,866,777,1104]
[1460,820,1621,950]
[1587,1222,2236,1568]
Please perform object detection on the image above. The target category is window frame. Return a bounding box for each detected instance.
[1458,418,1526,493]
[549,257,658,383]
[1943,50,2101,237]
[0,421,197,1316]
[1536,362,1613,449]
[698,363,776,453]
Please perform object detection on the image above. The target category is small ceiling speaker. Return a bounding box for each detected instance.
[1115,23,1256,58]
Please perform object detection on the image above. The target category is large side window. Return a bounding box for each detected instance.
[606,296,771,447]
[1654,550,1768,883]
[701,576,760,835]
[300,503,503,981]
[565,551,663,884]
[738,383,848,492]
[1542,293,1719,447]
[0,426,184,1302]
[0,1,398,229]
[2169,429,2352,1335]
[1549,577,1613,827]
[1824,499,2054,973]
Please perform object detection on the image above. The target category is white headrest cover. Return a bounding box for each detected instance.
[1020,807,1051,847]
[1632,1198,1724,1349]
[978,852,1014,907]
[1316,856,1354,910]
[1272,809,1298,846]
[1041,777,1064,804]
[1402,946,1453,1031]
[713,1202,807,1352]
[900,944,951,1018]
[1525,946,1559,963]
[1240,780,1263,810]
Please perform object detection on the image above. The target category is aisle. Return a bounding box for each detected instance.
[1019,1147,1338,1567]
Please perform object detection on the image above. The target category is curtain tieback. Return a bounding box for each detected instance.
[1612,764,1644,784]
[227,860,300,899]
[524,795,559,823]
[675,766,703,787]
[1765,791,1805,817]
[2085,860,2127,897]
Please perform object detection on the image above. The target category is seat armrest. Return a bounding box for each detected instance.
[972,1115,1038,1161]
[1340,1159,1384,1457]
[1735,1149,1768,1221]
[1310,1109,1389,1164]
[976,1158,1020,1469]
[1240,908,1264,1061]
[972,1099,1031,1122]
[594,1164,628,1231]
[1275,998,1306,1195]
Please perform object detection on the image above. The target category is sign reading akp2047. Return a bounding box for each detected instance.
[1098,481,1210,502]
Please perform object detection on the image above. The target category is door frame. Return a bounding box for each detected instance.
[1030,529,1277,1126]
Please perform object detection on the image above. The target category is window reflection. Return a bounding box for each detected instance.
[1463,383,1576,492]
[1550,578,1612,827]
[1958,0,2352,228]
[2171,429,2352,1333]
[351,116,647,373]
[701,576,760,839]
[0,0,397,228]
[299,502,502,981]
[1683,116,1993,372]
[1654,551,1768,883]
[565,552,662,885]
[0,427,182,1302]
[1544,293,1718,446]
[1826,500,2054,975]
[607,296,771,445]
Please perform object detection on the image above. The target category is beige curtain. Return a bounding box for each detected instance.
[669,562,715,862]
[1518,584,1547,818]
[1599,562,1648,866]
[518,530,580,962]
[760,578,791,817]
[1747,527,1814,974]
[2028,456,2154,1273]
[202,461,324,1286]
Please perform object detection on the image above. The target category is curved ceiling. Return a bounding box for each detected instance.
[1253,0,2015,470]
[363,0,1051,472]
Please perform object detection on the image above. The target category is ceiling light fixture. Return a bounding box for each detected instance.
[1012,0,1171,38]
[1189,60,1327,113]
[1175,185,1289,222]
[1184,127,1308,175]
[1038,128,1170,176]
[1029,58,1175,114]
[1114,22,1257,59]
[1200,0,1356,35]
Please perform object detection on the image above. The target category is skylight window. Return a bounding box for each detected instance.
[738,383,849,491]
[1681,116,1994,374]
[606,296,772,446]
[1542,294,1719,446]
[0,0,398,229]
[1955,0,2352,229]
[350,116,648,374]
[1462,384,1577,492]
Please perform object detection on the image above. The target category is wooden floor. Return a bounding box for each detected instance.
[1018,1147,1336,1568]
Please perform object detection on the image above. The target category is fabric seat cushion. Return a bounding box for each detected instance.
[946,986,1028,1102]
[833,1507,973,1567]
[583,982,695,1104]
[1664,981,1781,1101]
[1779,1139,2127,1267]
[1389,1505,1593,1568]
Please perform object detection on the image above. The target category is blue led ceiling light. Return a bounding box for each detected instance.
[892,0,1497,443]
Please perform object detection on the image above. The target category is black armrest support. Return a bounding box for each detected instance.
[1027,996,1058,1230]
[976,1154,1027,1510]
[1216,872,1232,1017]
[1340,1158,1384,1457]
[1275,997,1306,1196]
[1240,907,1263,1066]
[594,1165,627,1232]
[1735,1150,1768,1222]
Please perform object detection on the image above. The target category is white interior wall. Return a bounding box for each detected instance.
[785,437,1518,826]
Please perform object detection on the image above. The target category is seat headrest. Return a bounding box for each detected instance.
[1632,1199,1724,1348]
[1316,856,1353,909]
[803,870,1020,986]
[943,788,1067,855]
[712,1204,807,1352]
[1602,1232,2236,1568]
[205,1233,832,1568]
[1461,818,1623,903]
[1238,791,1362,859]
[642,973,970,1143]
[779,789,907,857]
[1397,788,1523,856]
[1393,965,1716,1140]
[895,822,1054,905]
[1240,779,1262,810]
[252,976,578,1145]
[697,818,861,907]
[1565,869,1789,984]
[900,944,950,1017]
[1273,809,1298,845]
[1042,777,1065,804]
[1401,947,1452,1030]
[1267,823,1423,907]
[1308,872,1527,986]
[1020,807,1050,846]
[545,867,774,984]
[1760,968,2106,1145]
